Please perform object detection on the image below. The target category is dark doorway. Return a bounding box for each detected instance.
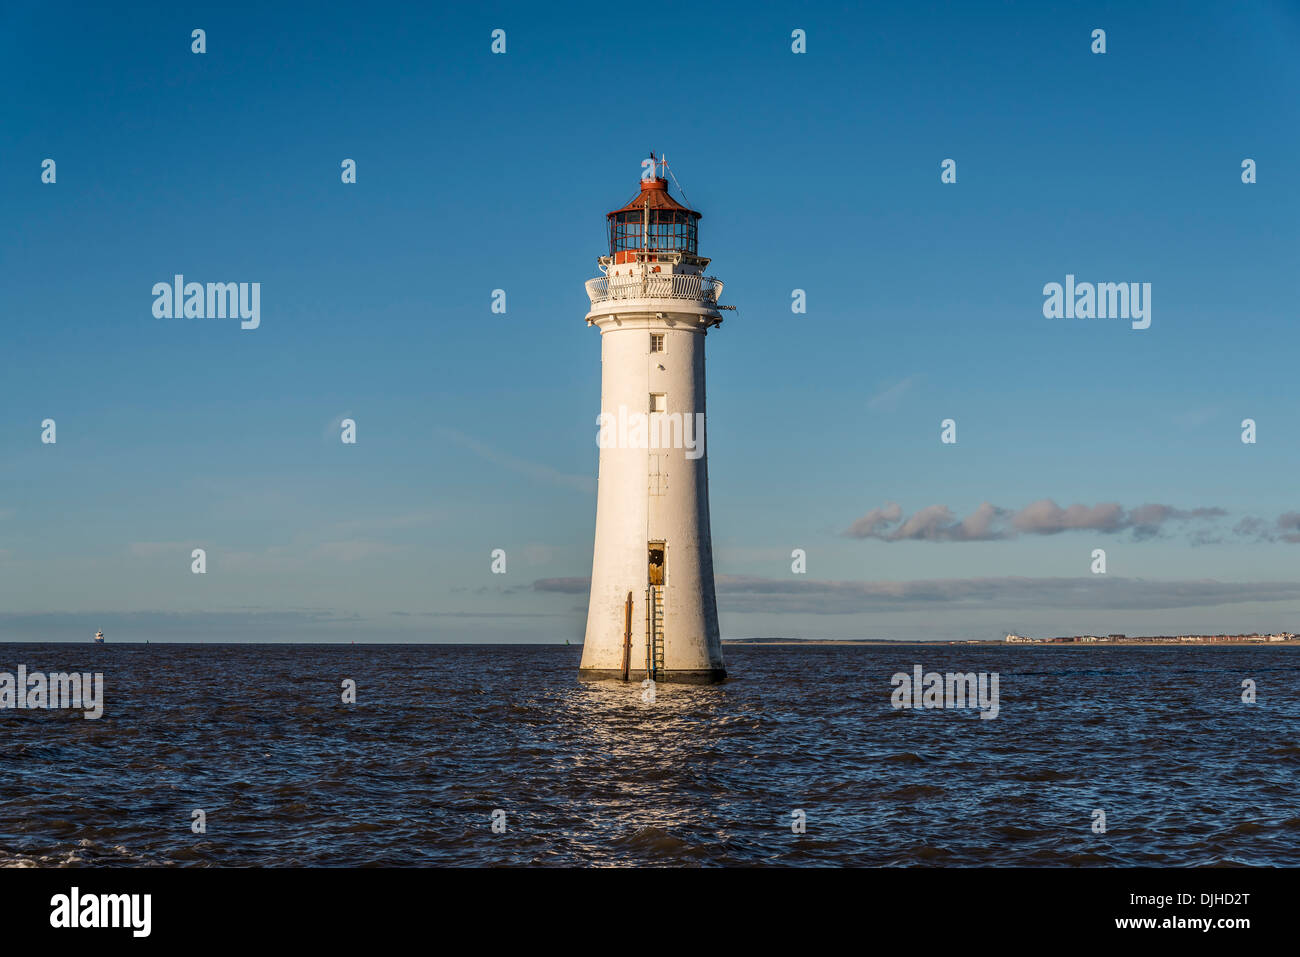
[648,543,665,585]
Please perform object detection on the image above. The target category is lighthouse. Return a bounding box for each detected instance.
[578,161,727,684]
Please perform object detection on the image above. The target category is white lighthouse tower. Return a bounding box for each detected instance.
[578,161,727,684]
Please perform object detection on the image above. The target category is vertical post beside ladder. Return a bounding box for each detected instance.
[621,592,633,681]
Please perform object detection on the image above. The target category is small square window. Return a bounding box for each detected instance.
[649,393,666,413]
[650,333,665,353]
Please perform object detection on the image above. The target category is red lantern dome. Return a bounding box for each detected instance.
[607,176,701,263]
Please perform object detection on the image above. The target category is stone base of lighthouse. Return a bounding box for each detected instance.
[578,666,727,684]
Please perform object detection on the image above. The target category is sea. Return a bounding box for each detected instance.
[1,643,1297,867]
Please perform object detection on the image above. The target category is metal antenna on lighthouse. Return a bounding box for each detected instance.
[662,154,693,211]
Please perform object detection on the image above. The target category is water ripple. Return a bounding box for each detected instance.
[0,643,1296,865]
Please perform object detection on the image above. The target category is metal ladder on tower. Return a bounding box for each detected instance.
[648,585,665,680]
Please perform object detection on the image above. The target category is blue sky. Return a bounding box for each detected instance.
[2,0,1299,641]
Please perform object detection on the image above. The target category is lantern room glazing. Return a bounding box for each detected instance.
[607,177,701,260]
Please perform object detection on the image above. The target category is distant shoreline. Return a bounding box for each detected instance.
[723,638,1300,647]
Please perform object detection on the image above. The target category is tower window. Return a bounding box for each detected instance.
[649,393,666,413]
[650,333,665,353]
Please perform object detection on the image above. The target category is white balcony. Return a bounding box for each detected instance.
[585,273,723,306]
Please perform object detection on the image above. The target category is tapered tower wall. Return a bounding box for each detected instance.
[579,311,724,683]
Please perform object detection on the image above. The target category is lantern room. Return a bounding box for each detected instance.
[607,177,701,264]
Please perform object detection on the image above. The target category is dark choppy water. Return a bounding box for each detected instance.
[1,643,1297,866]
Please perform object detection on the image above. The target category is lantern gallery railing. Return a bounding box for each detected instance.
[585,274,723,305]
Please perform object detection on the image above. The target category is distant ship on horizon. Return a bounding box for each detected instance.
[94,630,105,645]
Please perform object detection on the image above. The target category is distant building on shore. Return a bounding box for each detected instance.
[1004,631,1298,644]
